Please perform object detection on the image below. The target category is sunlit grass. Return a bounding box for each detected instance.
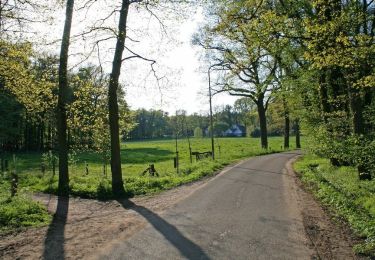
[0,137,296,199]
[0,136,300,233]
[294,154,375,256]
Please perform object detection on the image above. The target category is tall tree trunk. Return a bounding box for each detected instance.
[319,73,330,124]
[39,122,44,151]
[294,119,301,149]
[351,62,372,135]
[24,118,29,151]
[350,88,364,135]
[57,0,74,195]
[108,0,130,196]
[319,72,340,166]
[283,96,290,149]
[352,65,371,180]
[48,122,52,150]
[36,124,40,151]
[257,99,268,149]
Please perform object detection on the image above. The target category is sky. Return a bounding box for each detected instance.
[123,7,239,115]
[31,2,239,115]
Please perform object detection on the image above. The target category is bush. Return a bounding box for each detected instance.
[0,195,50,232]
[194,127,203,138]
[310,128,375,177]
[295,154,375,256]
[250,128,261,137]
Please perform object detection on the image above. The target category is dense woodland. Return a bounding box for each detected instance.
[194,0,375,179]
[0,0,374,196]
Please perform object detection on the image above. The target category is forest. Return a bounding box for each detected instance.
[0,0,374,257]
[127,101,299,140]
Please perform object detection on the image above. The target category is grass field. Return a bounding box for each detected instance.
[1,137,292,198]
[294,155,375,256]
[0,137,294,232]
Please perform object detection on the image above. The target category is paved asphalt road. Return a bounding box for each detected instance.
[98,151,313,260]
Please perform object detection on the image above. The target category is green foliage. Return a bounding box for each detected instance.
[0,41,56,119]
[0,90,24,144]
[299,0,375,173]
[0,41,30,145]
[213,121,229,136]
[234,98,258,130]
[0,156,51,234]
[295,154,375,256]
[307,125,375,175]
[42,151,58,171]
[129,109,171,139]
[127,106,264,140]
[0,41,135,153]
[68,67,135,153]
[196,0,282,99]
[0,195,51,233]
[194,127,203,138]
[218,0,374,175]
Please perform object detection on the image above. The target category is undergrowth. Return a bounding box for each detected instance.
[294,154,375,257]
[0,192,51,234]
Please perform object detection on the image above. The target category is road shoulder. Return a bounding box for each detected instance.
[286,156,367,259]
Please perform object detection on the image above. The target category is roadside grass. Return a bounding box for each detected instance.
[0,136,295,232]
[294,154,375,257]
[0,178,51,234]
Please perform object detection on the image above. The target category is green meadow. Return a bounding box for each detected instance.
[0,137,295,232]
[1,137,294,199]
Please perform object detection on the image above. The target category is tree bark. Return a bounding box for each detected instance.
[319,73,330,124]
[294,119,301,149]
[57,0,74,195]
[108,0,130,196]
[256,98,268,149]
[350,88,364,135]
[319,72,340,166]
[283,97,289,149]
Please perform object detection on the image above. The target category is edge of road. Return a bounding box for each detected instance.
[285,155,367,259]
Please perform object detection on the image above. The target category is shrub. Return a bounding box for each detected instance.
[0,195,50,231]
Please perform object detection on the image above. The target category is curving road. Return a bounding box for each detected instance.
[97,151,313,260]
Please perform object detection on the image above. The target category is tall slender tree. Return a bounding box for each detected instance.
[108,0,130,196]
[57,0,75,195]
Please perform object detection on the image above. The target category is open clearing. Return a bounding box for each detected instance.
[1,151,367,259]
[0,137,291,233]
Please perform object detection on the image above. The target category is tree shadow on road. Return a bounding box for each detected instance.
[117,199,210,260]
[43,196,69,260]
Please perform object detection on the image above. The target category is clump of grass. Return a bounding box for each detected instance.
[294,154,375,257]
[0,195,51,234]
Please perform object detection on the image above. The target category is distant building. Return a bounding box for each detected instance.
[224,124,246,137]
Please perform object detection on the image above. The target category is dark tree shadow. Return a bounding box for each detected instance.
[43,196,69,260]
[117,199,210,260]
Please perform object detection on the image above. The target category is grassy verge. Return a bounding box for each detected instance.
[0,137,295,233]
[294,154,375,257]
[0,178,51,234]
